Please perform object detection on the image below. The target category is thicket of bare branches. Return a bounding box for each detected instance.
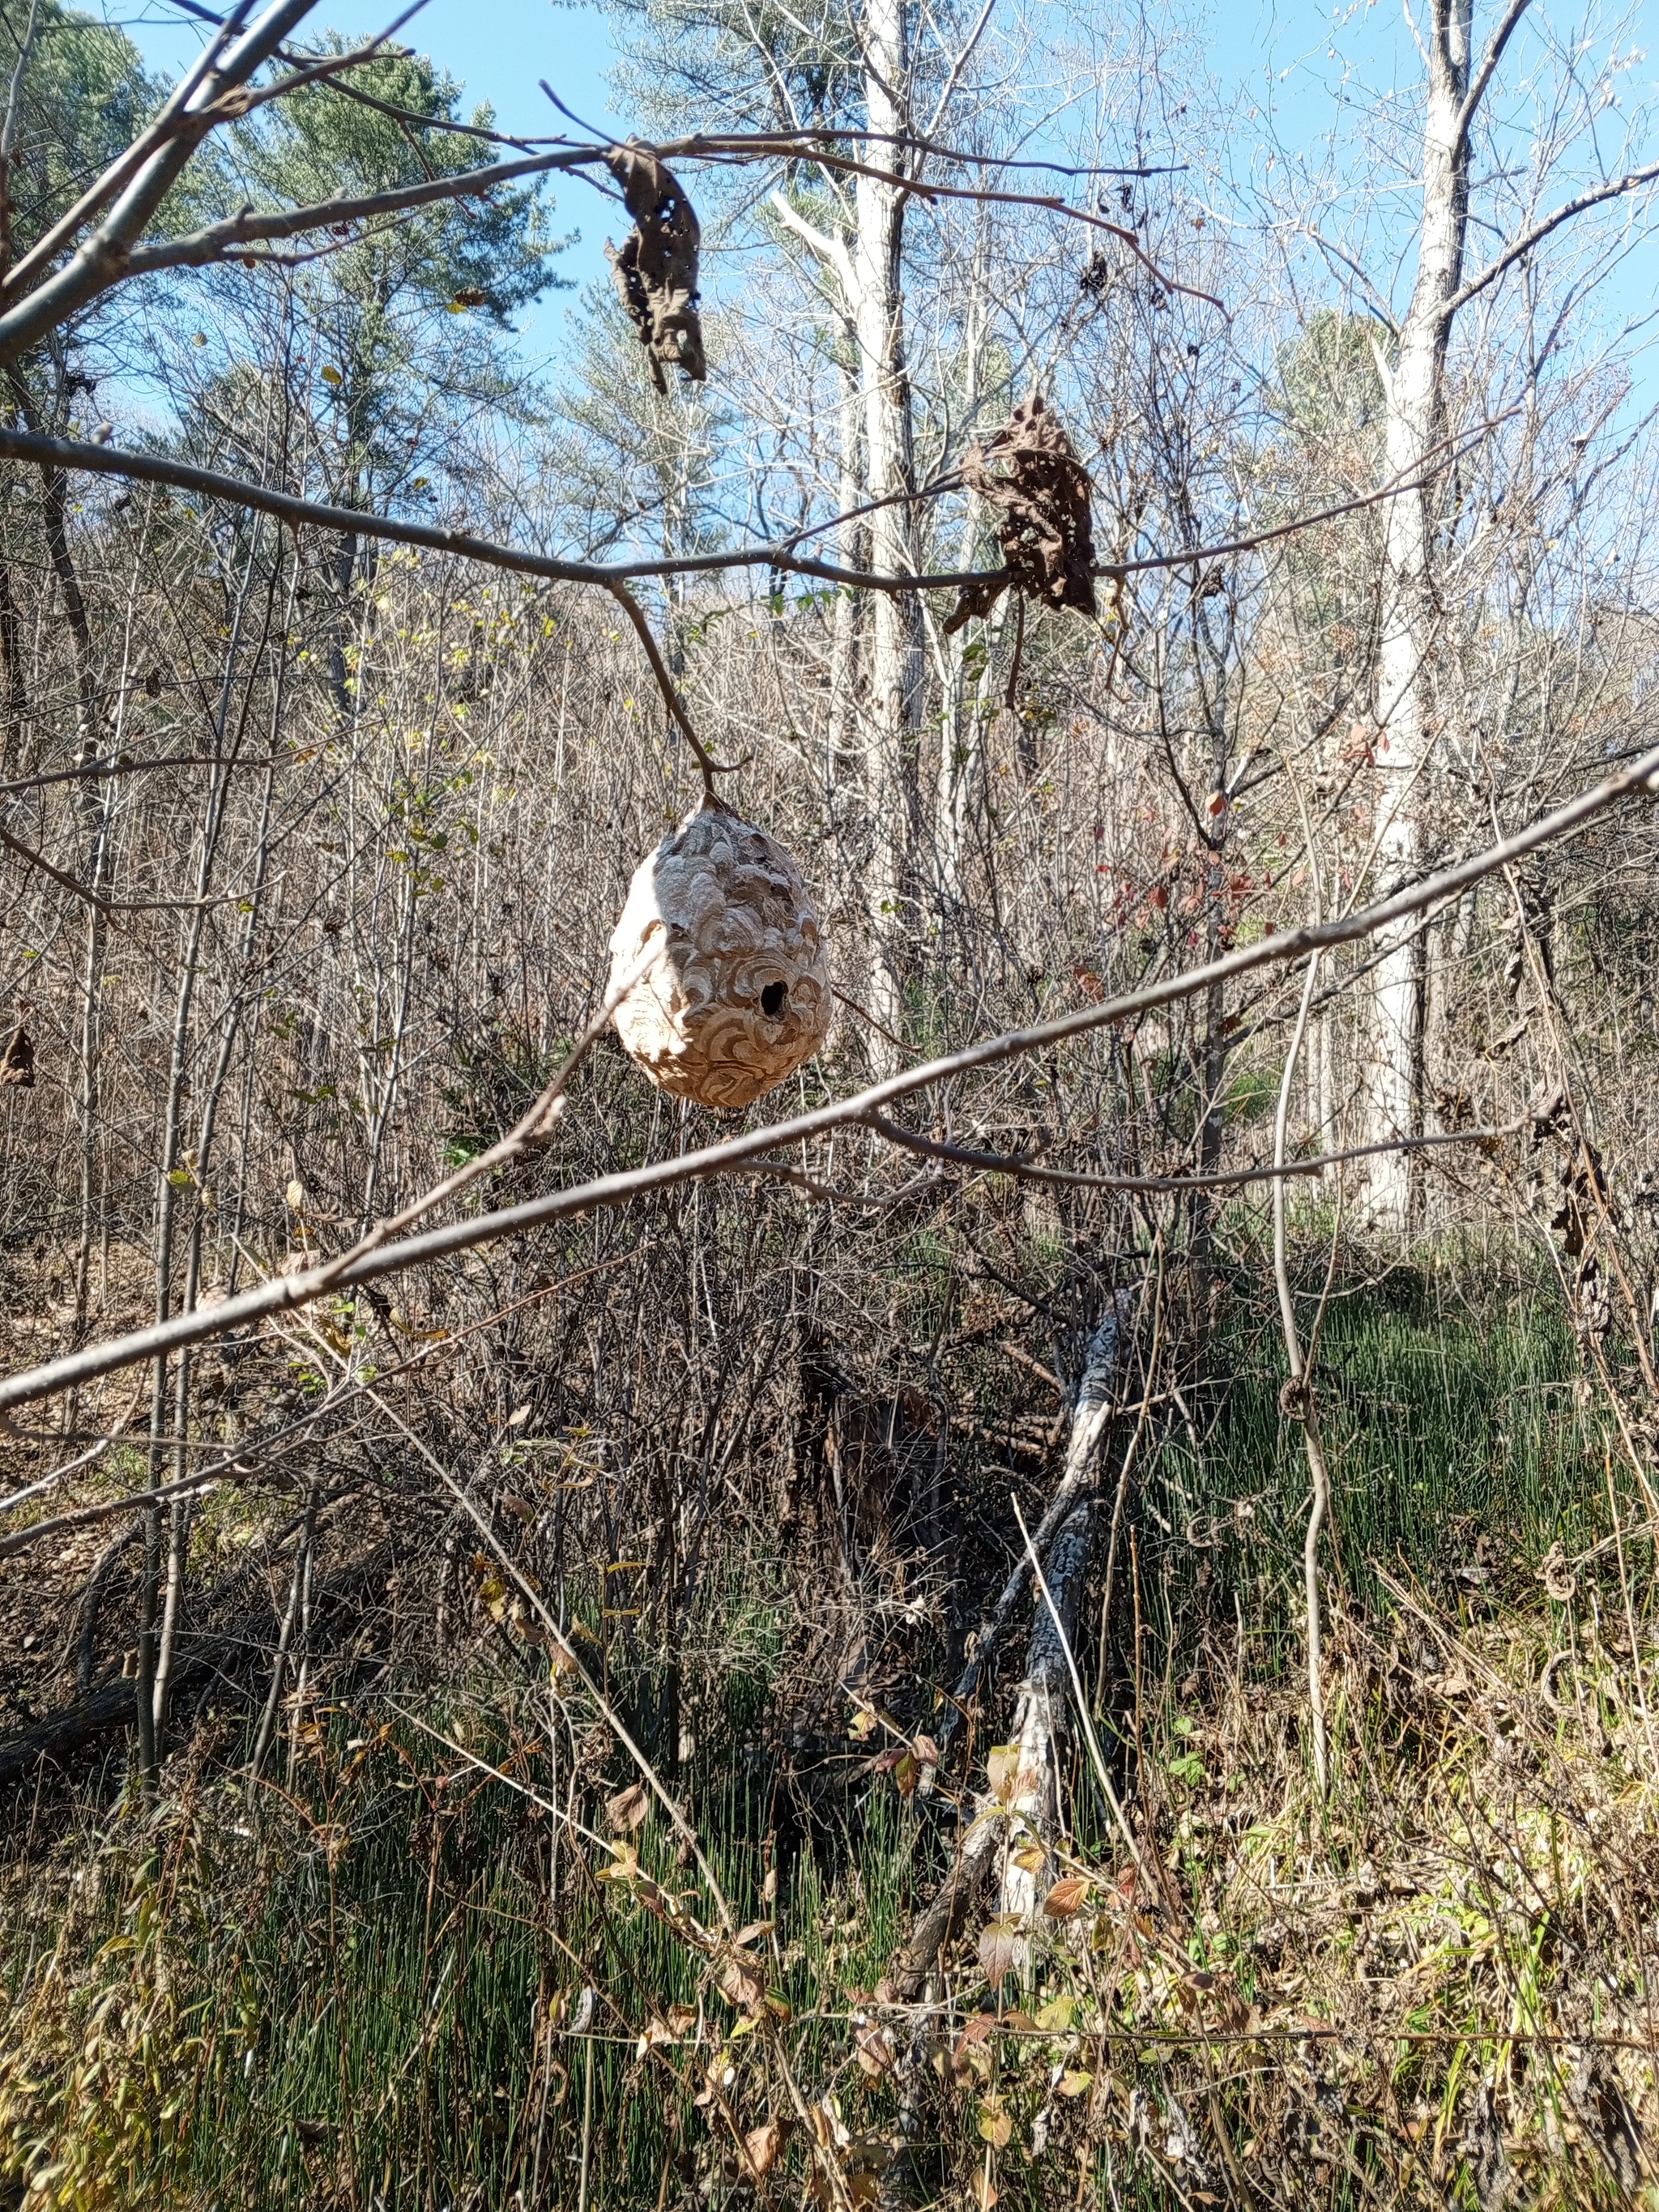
[2,1,1658,2206]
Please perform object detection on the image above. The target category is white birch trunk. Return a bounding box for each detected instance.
[828,323,864,786]
[852,0,921,1064]
[1365,0,1471,1230]
[936,254,991,902]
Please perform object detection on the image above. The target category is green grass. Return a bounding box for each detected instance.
[2,1264,1640,2210]
[1145,1253,1601,1676]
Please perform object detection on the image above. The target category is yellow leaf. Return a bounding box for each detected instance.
[1057,2069,1094,2099]
[987,1744,1021,1803]
[1035,1995,1076,2033]
[320,364,343,386]
[978,2099,1013,2149]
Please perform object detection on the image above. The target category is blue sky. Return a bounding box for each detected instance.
[113,0,634,365]
[106,0,1659,393]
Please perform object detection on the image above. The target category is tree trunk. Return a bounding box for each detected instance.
[1365,0,1471,1232]
[935,255,993,906]
[853,0,921,1064]
[828,320,864,790]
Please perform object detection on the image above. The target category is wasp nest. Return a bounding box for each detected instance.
[608,803,831,1110]
[945,391,1097,632]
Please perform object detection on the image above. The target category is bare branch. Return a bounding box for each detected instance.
[119,144,603,280]
[1441,163,1659,322]
[0,0,318,362]
[863,1110,1519,1192]
[1456,0,1535,149]
[0,416,1491,604]
[3,735,1654,1418]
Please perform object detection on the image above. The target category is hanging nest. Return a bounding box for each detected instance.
[945,392,1097,633]
[605,142,706,394]
[608,802,831,1111]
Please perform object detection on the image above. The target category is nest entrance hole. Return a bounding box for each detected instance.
[761,981,787,1019]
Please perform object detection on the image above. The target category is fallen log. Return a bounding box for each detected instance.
[939,1294,1131,1746]
[0,1676,140,1788]
[881,1299,1130,2000]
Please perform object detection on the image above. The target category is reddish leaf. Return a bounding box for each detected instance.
[978,1915,1025,1985]
[1043,1875,1091,1920]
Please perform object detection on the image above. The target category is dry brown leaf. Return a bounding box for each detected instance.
[744,2118,787,2178]
[716,1950,765,2011]
[0,1020,34,1089]
[986,1745,1020,1804]
[978,1914,1024,1985]
[606,1783,649,1835]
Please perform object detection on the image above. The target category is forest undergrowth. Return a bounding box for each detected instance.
[1,4,1657,2205]
[6,1266,1658,2212]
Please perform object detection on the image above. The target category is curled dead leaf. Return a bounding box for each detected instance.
[606,1782,649,1835]
[945,393,1097,633]
[986,1745,1021,1805]
[1540,1541,1579,1604]
[716,1950,765,2012]
[0,1020,34,1089]
[744,2117,788,2179]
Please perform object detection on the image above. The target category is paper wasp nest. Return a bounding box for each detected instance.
[608,803,832,1110]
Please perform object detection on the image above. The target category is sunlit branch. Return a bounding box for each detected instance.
[2,735,1654,1417]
